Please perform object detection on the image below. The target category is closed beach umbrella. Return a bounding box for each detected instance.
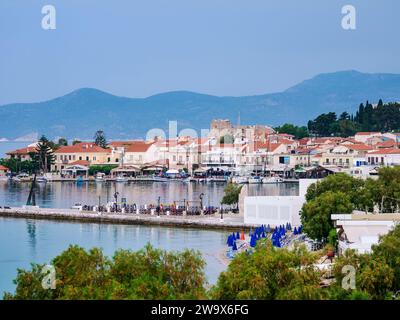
[250,235,256,247]
[294,227,298,235]
[240,231,245,240]
[233,241,238,251]
[262,232,266,238]
[236,231,240,239]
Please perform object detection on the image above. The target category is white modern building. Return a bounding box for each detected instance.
[331,212,400,254]
[243,179,317,227]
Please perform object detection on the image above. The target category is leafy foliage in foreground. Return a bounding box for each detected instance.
[211,241,324,300]
[4,244,206,300]
[301,168,400,241]
[5,225,400,300]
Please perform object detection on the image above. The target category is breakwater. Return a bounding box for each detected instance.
[0,207,255,231]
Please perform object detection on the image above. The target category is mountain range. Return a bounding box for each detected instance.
[1,70,400,141]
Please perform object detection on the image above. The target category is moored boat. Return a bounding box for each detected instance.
[115,175,128,182]
[95,172,105,182]
[262,176,284,184]
[232,176,248,184]
[248,176,262,184]
[36,176,48,183]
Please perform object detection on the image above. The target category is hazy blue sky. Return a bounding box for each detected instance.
[1,0,399,105]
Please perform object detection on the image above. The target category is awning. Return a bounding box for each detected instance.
[166,169,179,174]
[111,165,141,173]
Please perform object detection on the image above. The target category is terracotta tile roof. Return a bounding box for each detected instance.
[278,139,296,144]
[55,142,108,153]
[125,143,153,152]
[6,146,37,155]
[108,140,145,147]
[368,148,400,155]
[348,144,373,151]
[0,165,9,170]
[69,160,90,166]
[376,140,398,148]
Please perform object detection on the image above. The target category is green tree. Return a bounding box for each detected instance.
[4,244,207,300]
[211,240,323,300]
[330,225,400,299]
[371,223,400,290]
[94,130,107,148]
[301,191,353,241]
[274,123,309,139]
[34,135,55,173]
[88,164,118,176]
[57,138,68,146]
[221,182,242,209]
[305,173,364,204]
[72,139,82,145]
[308,112,337,136]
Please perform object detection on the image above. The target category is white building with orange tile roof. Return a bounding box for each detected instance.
[354,132,382,143]
[366,148,400,166]
[52,142,111,172]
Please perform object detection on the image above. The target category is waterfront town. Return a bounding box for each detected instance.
[2,119,400,182]
[1,118,400,260]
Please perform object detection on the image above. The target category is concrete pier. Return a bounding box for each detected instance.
[0,207,256,231]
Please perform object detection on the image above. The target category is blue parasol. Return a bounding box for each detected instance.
[232,241,238,251]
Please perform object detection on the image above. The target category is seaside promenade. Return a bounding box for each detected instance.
[0,206,255,231]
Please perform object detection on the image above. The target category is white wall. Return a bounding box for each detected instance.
[244,179,317,226]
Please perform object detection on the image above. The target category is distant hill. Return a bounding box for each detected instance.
[1,70,400,141]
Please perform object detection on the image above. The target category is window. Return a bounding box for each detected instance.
[107,157,111,162]
[73,155,76,160]
[79,156,82,160]
[86,156,89,161]
[69,155,71,160]
[173,155,176,161]
[93,156,96,161]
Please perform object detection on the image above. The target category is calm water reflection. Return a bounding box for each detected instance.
[0,181,299,297]
[0,181,298,208]
[0,217,228,297]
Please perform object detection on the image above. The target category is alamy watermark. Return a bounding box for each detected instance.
[41,5,56,30]
[341,265,356,290]
[41,264,56,290]
[341,5,356,30]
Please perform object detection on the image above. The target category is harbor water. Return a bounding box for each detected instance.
[0,181,299,297]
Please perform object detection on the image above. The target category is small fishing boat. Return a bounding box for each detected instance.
[152,176,169,182]
[71,203,83,210]
[248,176,262,184]
[262,176,284,184]
[12,173,31,182]
[95,172,105,182]
[232,176,248,184]
[36,176,48,183]
[115,175,128,182]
